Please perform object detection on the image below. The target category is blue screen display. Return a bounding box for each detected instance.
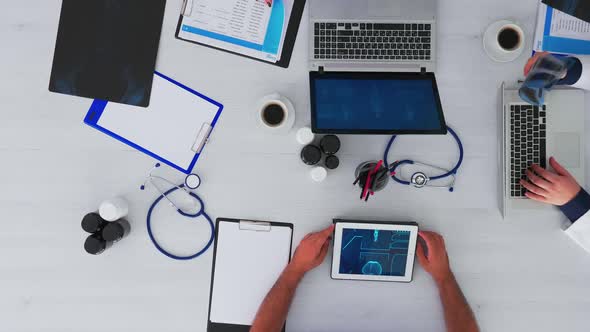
[313,78,443,131]
[339,228,411,276]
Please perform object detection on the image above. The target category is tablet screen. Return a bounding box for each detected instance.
[332,222,418,282]
[340,229,411,276]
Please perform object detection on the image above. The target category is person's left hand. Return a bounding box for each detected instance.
[289,225,334,275]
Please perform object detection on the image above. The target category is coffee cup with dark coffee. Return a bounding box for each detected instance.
[483,20,525,62]
[497,26,522,51]
[261,103,287,127]
[256,93,296,134]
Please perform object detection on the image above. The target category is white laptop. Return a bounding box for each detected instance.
[501,83,586,216]
[308,0,448,135]
[309,0,437,73]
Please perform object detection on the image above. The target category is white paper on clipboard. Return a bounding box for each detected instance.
[209,221,292,325]
[95,74,221,170]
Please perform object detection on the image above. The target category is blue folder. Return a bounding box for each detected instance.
[84,71,224,174]
[540,6,590,54]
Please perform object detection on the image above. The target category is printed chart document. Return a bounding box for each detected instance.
[534,3,590,54]
[178,0,290,62]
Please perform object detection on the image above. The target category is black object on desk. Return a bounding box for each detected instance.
[543,0,590,24]
[81,213,109,234]
[84,234,111,255]
[102,219,131,243]
[325,155,340,169]
[301,145,322,165]
[49,0,166,107]
[320,135,341,155]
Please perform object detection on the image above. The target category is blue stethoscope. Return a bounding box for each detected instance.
[141,164,215,260]
[383,127,464,192]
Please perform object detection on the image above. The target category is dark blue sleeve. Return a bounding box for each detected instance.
[556,57,583,86]
[559,188,590,223]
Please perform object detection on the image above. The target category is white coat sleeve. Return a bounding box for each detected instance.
[571,56,590,91]
[564,211,590,253]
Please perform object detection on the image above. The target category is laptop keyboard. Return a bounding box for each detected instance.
[509,104,547,198]
[313,22,432,61]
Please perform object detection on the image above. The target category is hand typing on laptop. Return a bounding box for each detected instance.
[250,227,479,332]
[520,157,581,206]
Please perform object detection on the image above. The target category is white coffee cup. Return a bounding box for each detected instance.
[255,93,296,135]
[483,20,525,62]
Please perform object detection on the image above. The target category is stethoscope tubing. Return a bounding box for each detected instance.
[146,184,215,261]
[383,127,464,189]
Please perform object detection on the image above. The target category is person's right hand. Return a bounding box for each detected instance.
[524,51,549,76]
[520,157,581,206]
[416,231,452,284]
[289,225,334,275]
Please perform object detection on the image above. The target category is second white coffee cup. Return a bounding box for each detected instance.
[483,20,525,63]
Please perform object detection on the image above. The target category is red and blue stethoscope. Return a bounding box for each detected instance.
[383,127,464,192]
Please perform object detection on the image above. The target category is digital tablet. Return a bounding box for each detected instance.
[331,220,418,282]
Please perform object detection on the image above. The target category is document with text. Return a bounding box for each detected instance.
[178,0,289,62]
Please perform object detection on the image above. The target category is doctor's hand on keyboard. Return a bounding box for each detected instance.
[520,157,581,206]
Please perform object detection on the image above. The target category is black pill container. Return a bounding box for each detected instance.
[84,234,111,255]
[81,213,109,234]
[301,145,322,165]
[320,135,341,155]
[101,219,131,243]
[325,155,340,170]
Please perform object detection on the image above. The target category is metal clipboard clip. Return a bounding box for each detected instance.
[192,122,213,154]
[239,220,272,232]
[181,0,194,16]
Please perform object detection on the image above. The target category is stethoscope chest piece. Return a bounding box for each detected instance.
[383,126,464,192]
[184,174,201,190]
[411,172,429,188]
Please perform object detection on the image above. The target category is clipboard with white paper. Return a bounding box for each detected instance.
[175,0,306,68]
[207,218,293,332]
[84,72,224,174]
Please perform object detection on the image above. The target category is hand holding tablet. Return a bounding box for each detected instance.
[416,231,453,284]
[291,225,335,275]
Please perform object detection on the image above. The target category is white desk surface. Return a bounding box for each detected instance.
[2,1,590,331]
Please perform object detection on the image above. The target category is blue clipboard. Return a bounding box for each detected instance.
[84,71,224,174]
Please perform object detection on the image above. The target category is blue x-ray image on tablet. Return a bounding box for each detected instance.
[339,228,411,276]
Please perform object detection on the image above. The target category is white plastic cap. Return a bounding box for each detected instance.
[296,127,315,145]
[99,197,129,222]
[310,166,328,182]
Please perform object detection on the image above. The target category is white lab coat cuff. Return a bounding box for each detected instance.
[572,56,590,91]
[564,210,590,254]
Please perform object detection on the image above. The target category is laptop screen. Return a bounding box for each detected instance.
[310,72,447,134]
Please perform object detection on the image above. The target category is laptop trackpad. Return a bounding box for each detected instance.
[368,0,401,17]
[552,133,580,168]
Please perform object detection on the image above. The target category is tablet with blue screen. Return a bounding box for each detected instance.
[331,220,418,282]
